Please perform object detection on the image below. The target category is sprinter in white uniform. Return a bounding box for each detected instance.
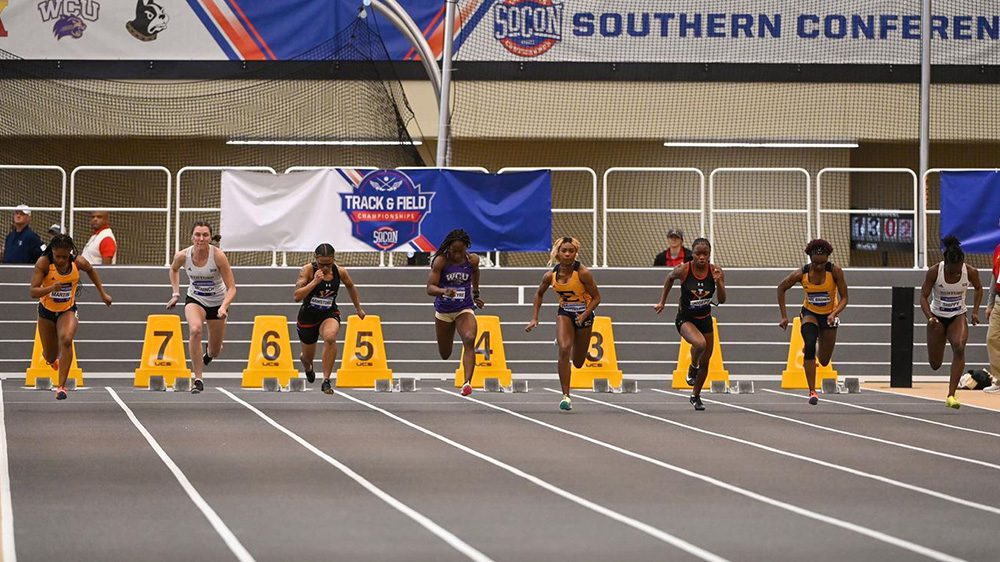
[920,236,982,409]
[167,221,237,393]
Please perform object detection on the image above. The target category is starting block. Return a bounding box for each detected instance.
[845,377,861,393]
[731,381,755,394]
[374,378,393,392]
[338,315,393,388]
[173,377,191,392]
[397,378,417,392]
[710,380,728,394]
[621,378,639,393]
[484,377,503,392]
[148,375,167,392]
[134,315,190,388]
[821,378,839,394]
[592,378,611,393]
[34,377,52,391]
[243,316,298,389]
[511,379,529,393]
[64,378,77,391]
[288,378,306,392]
[571,316,624,389]
[262,377,281,392]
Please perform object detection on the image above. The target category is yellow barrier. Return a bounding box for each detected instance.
[780,317,838,389]
[25,325,83,387]
[570,316,623,389]
[336,314,393,388]
[454,315,512,388]
[241,315,298,388]
[133,315,191,387]
[671,317,729,389]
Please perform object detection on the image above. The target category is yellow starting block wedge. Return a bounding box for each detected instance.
[671,317,729,388]
[134,315,192,387]
[26,325,84,387]
[454,315,512,388]
[337,314,393,388]
[242,315,298,388]
[780,317,838,389]
[570,316,623,389]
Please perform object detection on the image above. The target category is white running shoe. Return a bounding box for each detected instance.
[983,384,1000,394]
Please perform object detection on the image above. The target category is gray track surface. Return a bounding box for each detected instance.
[4,379,999,562]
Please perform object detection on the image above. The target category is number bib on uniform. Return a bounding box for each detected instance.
[309,296,334,310]
[688,298,712,311]
[806,292,831,307]
[192,279,216,297]
[445,288,466,301]
[50,287,72,302]
[938,295,963,313]
[560,302,587,314]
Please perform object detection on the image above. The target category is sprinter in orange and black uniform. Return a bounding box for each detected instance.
[526,236,601,412]
[777,239,848,406]
[29,234,112,400]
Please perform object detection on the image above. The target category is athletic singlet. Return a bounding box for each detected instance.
[550,261,592,314]
[801,262,837,315]
[301,262,341,314]
[39,259,79,312]
[678,263,716,319]
[930,261,969,318]
[184,246,226,307]
[434,256,474,313]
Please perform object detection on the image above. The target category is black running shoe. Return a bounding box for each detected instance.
[321,379,334,395]
[192,379,204,394]
[202,346,213,367]
[305,369,316,384]
[689,394,705,411]
[686,364,699,386]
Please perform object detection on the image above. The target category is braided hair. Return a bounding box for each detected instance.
[433,229,471,261]
[44,233,76,259]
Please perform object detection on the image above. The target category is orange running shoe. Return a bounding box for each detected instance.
[808,390,819,405]
[55,387,68,400]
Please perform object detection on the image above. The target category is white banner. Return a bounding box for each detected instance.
[220,169,372,252]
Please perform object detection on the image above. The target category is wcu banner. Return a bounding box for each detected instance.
[940,171,1000,253]
[220,169,552,253]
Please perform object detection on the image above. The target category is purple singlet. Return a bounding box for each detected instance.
[434,258,474,313]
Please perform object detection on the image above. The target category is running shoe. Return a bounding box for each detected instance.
[55,387,67,400]
[686,364,698,386]
[689,394,705,411]
[191,379,204,394]
[808,390,819,405]
[946,395,961,409]
[321,379,334,395]
[202,345,213,367]
[559,395,572,411]
[305,369,316,384]
[461,383,473,396]
[984,384,1000,394]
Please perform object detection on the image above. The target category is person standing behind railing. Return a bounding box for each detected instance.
[2,204,43,264]
[653,228,693,268]
[985,226,1000,394]
[80,210,117,265]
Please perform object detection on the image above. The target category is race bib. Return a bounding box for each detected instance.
[50,287,71,302]
[561,302,586,313]
[445,288,466,300]
[688,298,712,310]
[309,296,334,310]
[192,279,216,296]
[939,295,963,312]
[807,292,831,307]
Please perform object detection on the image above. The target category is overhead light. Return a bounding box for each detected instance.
[227,139,423,146]
[663,141,858,149]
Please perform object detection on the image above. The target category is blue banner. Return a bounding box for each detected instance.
[407,169,552,253]
[940,171,1000,253]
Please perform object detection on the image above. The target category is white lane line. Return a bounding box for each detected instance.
[106,388,255,562]
[437,388,966,562]
[562,389,1000,516]
[1,380,16,562]
[763,389,1000,438]
[216,389,493,562]
[334,389,728,562]
[862,387,1000,414]
[654,389,1000,472]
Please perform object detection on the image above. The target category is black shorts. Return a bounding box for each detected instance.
[933,313,965,329]
[557,307,595,330]
[38,303,77,323]
[186,296,222,320]
[801,307,838,330]
[676,313,713,334]
[297,309,341,345]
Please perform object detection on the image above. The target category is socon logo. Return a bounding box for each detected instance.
[341,170,434,251]
[493,0,563,57]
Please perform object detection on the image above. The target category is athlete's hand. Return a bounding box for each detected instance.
[217,305,229,320]
[575,312,587,326]
[827,314,840,328]
[971,312,980,326]
[711,266,723,282]
[355,307,366,320]
[101,292,113,307]
[166,295,179,309]
[474,297,485,309]
[313,270,325,283]
[778,316,789,330]
[443,288,457,298]
[927,316,940,326]
[525,319,538,333]
[653,302,665,314]
[48,282,66,294]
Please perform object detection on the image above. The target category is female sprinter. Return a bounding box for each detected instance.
[777,239,848,405]
[654,238,725,411]
[920,236,982,409]
[293,243,365,394]
[30,234,113,400]
[427,229,484,396]
[525,236,601,411]
[166,221,236,394]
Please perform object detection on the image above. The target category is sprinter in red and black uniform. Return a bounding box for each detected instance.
[654,238,726,411]
[293,244,365,395]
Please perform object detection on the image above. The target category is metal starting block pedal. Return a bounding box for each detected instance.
[730,381,754,394]
[148,376,166,392]
[621,379,639,393]
[34,377,52,390]
[710,380,728,394]
[821,379,839,394]
[484,378,503,392]
[844,377,861,393]
[374,379,393,392]
[173,377,191,392]
[262,377,281,392]
[288,378,306,392]
[397,377,417,392]
[511,379,529,393]
[592,378,611,393]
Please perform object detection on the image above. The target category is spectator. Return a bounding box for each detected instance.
[40,224,62,253]
[81,210,117,265]
[2,204,43,264]
[654,228,693,267]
